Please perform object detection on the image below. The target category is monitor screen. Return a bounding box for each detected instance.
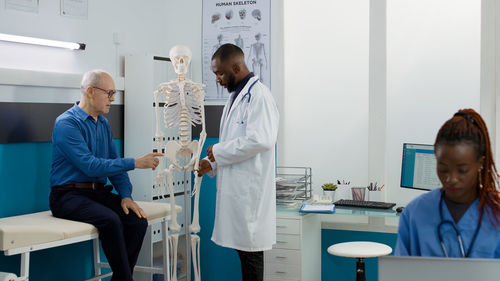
[400,143,441,191]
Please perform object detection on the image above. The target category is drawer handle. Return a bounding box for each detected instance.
[276,271,286,274]
[276,225,287,228]
[275,256,287,259]
[277,241,287,244]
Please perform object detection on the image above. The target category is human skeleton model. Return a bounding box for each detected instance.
[248,33,267,83]
[153,45,206,281]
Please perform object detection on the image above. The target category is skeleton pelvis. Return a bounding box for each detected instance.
[165,140,200,167]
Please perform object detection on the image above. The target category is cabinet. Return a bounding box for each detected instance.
[264,211,321,281]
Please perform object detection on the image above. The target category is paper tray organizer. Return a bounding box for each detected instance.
[275,166,312,205]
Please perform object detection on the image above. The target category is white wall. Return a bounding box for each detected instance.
[0,0,170,78]
[281,0,370,190]
[386,0,481,204]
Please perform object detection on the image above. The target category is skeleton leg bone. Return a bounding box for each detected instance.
[189,169,203,234]
[164,165,181,281]
[189,168,203,281]
[168,233,179,281]
[191,234,201,281]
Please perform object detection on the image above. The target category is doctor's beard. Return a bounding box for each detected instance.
[226,72,237,92]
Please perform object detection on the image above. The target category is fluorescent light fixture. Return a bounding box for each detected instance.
[0,33,86,50]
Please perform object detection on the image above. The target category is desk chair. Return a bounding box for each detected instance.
[327,241,392,281]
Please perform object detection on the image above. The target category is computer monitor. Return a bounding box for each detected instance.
[379,256,500,281]
[400,143,441,191]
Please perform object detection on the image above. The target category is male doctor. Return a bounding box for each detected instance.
[198,43,279,281]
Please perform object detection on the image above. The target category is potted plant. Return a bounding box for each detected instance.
[321,183,338,200]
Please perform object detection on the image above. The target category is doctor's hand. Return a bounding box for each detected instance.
[135,152,163,170]
[207,145,215,162]
[121,197,147,219]
[198,159,212,177]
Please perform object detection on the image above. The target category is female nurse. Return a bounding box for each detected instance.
[395,108,500,257]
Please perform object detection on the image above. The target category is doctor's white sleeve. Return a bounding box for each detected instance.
[212,91,279,167]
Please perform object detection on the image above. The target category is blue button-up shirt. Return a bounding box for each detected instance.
[50,102,135,198]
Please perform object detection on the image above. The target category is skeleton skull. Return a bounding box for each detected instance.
[169,45,192,76]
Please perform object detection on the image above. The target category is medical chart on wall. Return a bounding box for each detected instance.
[202,0,271,100]
[5,0,38,13]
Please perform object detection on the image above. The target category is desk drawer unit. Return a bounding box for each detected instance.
[264,262,301,280]
[264,213,320,281]
[274,234,300,250]
[276,218,300,235]
[265,248,301,264]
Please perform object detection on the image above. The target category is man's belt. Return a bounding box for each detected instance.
[55,182,106,190]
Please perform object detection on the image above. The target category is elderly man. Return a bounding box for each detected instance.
[49,69,161,281]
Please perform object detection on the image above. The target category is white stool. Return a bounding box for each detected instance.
[327,241,392,281]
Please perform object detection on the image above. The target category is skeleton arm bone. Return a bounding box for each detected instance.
[191,84,207,176]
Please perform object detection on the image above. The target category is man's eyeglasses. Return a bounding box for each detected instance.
[93,86,116,98]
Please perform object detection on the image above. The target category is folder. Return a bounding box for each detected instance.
[299,203,335,213]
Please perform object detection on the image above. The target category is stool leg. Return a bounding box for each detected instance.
[356,258,365,281]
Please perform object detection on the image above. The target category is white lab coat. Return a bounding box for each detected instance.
[208,76,279,251]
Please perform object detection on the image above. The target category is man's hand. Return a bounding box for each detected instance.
[121,197,147,219]
[198,159,213,177]
[207,145,215,162]
[135,152,163,170]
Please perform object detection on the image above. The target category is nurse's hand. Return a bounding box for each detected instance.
[207,145,215,162]
[198,159,212,177]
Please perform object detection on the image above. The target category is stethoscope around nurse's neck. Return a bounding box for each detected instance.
[437,191,483,258]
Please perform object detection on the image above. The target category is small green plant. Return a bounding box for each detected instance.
[321,183,338,191]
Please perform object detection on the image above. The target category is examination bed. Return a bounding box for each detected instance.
[0,201,181,281]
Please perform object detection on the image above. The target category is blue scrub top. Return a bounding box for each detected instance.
[395,188,500,258]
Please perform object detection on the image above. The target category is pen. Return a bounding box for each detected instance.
[379,184,385,191]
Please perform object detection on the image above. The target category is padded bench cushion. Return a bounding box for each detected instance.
[0,201,181,251]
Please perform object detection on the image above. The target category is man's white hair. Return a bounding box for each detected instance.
[81,69,109,94]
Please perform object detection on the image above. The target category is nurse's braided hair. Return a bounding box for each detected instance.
[435,108,500,224]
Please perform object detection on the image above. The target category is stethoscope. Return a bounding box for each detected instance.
[437,191,483,257]
[240,79,259,103]
[233,79,259,124]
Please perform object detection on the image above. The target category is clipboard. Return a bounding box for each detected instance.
[299,203,335,213]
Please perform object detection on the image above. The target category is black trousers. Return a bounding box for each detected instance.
[236,250,264,281]
[50,186,148,281]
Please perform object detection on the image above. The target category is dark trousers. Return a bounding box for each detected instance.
[50,187,148,281]
[236,250,264,281]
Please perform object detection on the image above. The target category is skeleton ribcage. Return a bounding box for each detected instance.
[162,83,203,128]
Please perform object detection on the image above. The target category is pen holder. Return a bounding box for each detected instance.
[368,190,382,202]
[351,187,366,201]
[336,184,351,200]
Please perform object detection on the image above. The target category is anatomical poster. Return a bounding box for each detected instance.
[202,0,271,100]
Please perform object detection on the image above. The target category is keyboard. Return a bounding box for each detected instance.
[334,199,396,210]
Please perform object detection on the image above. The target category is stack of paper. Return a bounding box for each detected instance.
[299,203,335,213]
